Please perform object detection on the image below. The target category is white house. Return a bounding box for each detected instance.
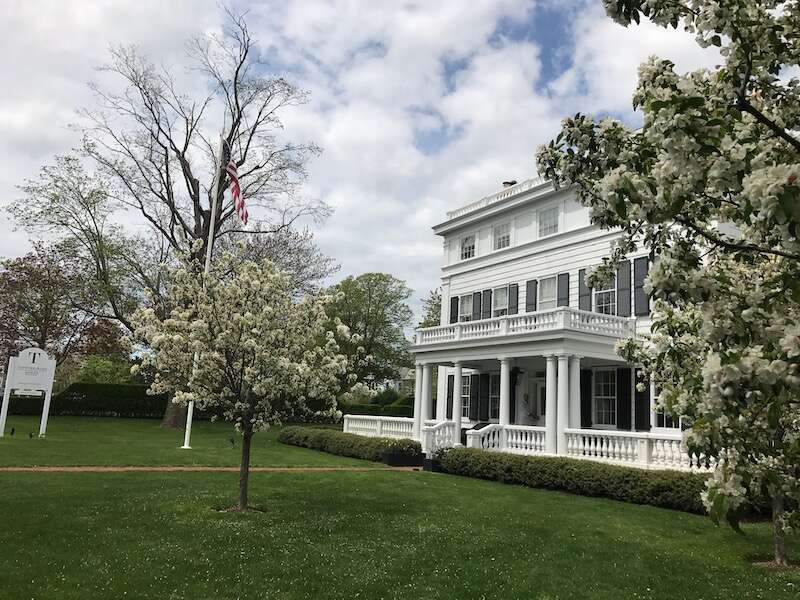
[344,177,706,472]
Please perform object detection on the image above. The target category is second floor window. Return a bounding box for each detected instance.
[538,206,559,237]
[459,295,473,322]
[461,235,475,260]
[493,222,511,250]
[539,276,557,310]
[594,277,616,315]
[493,286,509,317]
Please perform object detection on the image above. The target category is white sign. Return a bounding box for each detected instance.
[0,348,57,438]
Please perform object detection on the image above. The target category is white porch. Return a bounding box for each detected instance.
[342,307,712,473]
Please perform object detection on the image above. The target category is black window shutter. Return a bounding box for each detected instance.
[481,289,492,319]
[469,374,480,420]
[633,257,650,316]
[508,284,519,315]
[617,368,632,430]
[449,296,459,324]
[472,291,482,321]
[580,369,592,427]
[479,373,490,421]
[557,272,569,307]
[634,368,651,431]
[578,269,591,311]
[616,260,632,317]
[525,280,538,312]
[431,384,437,420]
[446,374,454,419]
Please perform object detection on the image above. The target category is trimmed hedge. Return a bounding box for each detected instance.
[8,383,170,419]
[337,402,412,418]
[278,426,422,464]
[438,447,708,514]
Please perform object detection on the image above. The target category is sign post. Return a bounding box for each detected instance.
[0,348,57,438]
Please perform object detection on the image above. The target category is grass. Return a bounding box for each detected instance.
[1,416,797,598]
[0,416,371,467]
[0,470,798,599]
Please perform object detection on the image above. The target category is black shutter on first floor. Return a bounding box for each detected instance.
[616,367,632,431]
[446,374,454,419]
[510,368,519,424]
[634,368,651,431]
[580,369,593,427]
[449,296,459,324]
[479,373,490,421]
[472,291,482,321]
[469,374,480,420]
[578,269,591,311]
[633,256,650,316]
[557,272,570,307]
[616,259,631,317]
[525,279,538,312]
[431,387,437,420]
[481,289,493,319]
[508,283,519,315]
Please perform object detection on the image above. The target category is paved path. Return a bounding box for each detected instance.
[0,465,420,473]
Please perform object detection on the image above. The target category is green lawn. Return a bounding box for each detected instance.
[0,470,797,599]
[0,416,370,467]
[1,416,797,599]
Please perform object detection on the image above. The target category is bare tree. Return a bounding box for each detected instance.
[79,10,328,265]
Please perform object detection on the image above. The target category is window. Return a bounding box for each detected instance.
[538,206,559,237]
[492,286,509,317]
[594,277,617,315]
[493,222,511,250]
[594,369,617,426]
[461,375,471,418]
[539,276,557,310]
[459,295,473,322]
[460,235,475,260]
[489,373,500,420]
[656,410,681,429]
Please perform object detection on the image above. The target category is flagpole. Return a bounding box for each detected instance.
[182,135,225,450]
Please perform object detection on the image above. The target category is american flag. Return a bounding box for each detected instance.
[224,142,247,225]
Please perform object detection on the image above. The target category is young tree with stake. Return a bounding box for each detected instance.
[133,250,351,510]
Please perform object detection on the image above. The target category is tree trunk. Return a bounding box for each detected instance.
[772,492,789,566]
[238,427,253,511]
[161,401,187,429]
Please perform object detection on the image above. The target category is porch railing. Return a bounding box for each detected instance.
[342,415,414,440]
[413,307,633,346]
[422,420,456,455]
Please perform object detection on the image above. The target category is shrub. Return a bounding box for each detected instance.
[337,401,412,418]
[8,383,170,419]
[437,447,708,514]
[278,426,422,464]
[391,394,413,407]
[372,388,400,406]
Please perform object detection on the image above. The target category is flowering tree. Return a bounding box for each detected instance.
[536,1,800,565]
[133,251,350,510]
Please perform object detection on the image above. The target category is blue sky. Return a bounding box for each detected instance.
[0,1,718,321]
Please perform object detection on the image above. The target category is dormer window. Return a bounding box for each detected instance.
[460,235,475,260]
[538,206,560,237]
[493,222,511,250]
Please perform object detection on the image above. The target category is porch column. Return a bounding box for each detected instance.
[649,373,657,431]
[499,358,511,426]
[412,363,423,439]
[421,363,433,424]
[569,355,581,428]
[452,362,463,445]
[557,355,570,454]
[545,355,557,454]
[436,367,448,421]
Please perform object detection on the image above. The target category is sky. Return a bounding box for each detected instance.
[0,0,720,321]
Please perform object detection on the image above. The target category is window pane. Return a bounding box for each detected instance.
[593,370,617,425]
[461,375,470,418]
[493,286,508,317]
[461,235,475,260]
[539,207,559,237]
[493,223,511,250]
[459,295,472,321]
[539,276,557,310]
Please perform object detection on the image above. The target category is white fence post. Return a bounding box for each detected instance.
[376,418,384,437]
[638,437,651,468]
